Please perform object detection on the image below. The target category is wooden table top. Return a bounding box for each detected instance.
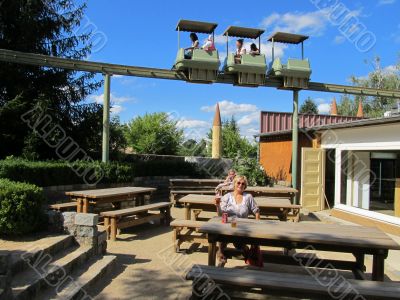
[170,179,223,184]
[221,186,298,194]
[178,194,300,209]
[199,218,400,250]
[65,187,156,199]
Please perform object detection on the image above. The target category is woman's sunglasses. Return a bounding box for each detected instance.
[236,181,246,186]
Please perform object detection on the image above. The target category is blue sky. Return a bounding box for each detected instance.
[83,0,400,140]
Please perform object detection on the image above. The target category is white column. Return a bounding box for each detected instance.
[334,149,342,206]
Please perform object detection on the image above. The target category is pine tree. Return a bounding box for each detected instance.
[0,0,103,159]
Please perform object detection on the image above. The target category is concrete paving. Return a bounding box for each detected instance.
[92,208,400,299]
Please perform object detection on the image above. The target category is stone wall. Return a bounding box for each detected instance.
[48,211,107,256]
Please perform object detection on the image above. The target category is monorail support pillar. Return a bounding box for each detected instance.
[102,74,111,163]
[291,90,299,204]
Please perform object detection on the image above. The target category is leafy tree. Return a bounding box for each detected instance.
[232,157,270,186]
[207,117,257,159]
[299,97,318,114]
[0,0,102,159]
[337,95,357,116]
[125,112,183,155]
[339,55,400,117]
[179,139,207,157]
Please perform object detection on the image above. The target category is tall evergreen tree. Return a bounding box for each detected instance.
[0,0,103,159]
[299,97,319,114]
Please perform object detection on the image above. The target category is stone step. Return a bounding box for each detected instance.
[35,255,117,300]
[10,235,76,277]
[12,246,93,300]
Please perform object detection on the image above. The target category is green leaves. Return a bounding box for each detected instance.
[124,112,183,155]
[300,97,319,114]
[0,178,45,235]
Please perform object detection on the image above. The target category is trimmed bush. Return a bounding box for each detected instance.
[0,179,46,235]
[0,158,203,187]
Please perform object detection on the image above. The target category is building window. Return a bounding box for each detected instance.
[340,150,399,217]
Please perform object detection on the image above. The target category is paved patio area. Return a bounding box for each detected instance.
[1,207,399,299]
[91,208,400,299]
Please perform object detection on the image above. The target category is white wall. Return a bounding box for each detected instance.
[321,123,400,150]
[322,122,400,223]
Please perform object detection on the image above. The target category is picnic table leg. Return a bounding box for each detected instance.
[372,251,387,281]
[185,204,191,220]
[110,217,117,241]
[104,217,110,240]
[82,198,89,214]
[353,253,366,280]
[165,206,171,225]
[208,238,217,266]
[76,198,82,213]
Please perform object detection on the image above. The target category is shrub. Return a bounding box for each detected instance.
[232,157,270,186]
[0,158,203,187]
[0,179,46,235]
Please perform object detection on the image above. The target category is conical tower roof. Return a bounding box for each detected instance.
[213,103,221,126]
[331,98,338,116]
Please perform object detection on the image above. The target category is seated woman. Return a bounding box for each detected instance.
[201,35,216,52]
[249,43,260,56]
[234,39,246,64]
[215,175,261,266]
[215,169,236,194]
[184,33,199,59]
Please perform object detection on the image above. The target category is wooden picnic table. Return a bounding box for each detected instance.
[178,194,301,221]
[170,178,223,186]
[199,218,400,281]
[221,185,298,200]
[66,187,156,213]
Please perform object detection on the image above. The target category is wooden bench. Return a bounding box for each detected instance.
[170,220,207,252]
[186,265,400,300]
[100,202,171,241]
[48,202,77,212]
[170,190,215,206]
[256,197,302,222]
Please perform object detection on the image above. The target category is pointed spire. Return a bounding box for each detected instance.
[331,98,338,116]
[213,103,221,126]
[357,100,364,118]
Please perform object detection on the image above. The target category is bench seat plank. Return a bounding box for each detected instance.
[100,202,170,218]
[186,265,400,300]
[170,220,205,228]
[48,202,77,211]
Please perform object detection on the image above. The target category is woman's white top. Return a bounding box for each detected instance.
[220,192,259,218]
[236,47,246,56]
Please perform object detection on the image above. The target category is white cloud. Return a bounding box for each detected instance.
[261,9,332,36]
[333,35,346,44]
[261,8,362,38]
[89,93,135,105]
[378,0,396,5]
[237,112,259,126]
[88,93,137,115]
[177,119,210,129]
[318,103,331,114]
[383,64,399,74]
[201,100,258,116]
[111,105,124,114]
[176,118,210,140]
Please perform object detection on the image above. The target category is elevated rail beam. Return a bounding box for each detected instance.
[1,49,400,98]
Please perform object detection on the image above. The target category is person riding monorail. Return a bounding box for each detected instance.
[250,43,260,56]
[234,39,246,64]
[184,33,199,59]
[202,35,216,52]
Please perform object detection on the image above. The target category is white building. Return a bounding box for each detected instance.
[300,116,400,235]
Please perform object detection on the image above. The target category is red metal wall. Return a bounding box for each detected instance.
[260,111,363,134]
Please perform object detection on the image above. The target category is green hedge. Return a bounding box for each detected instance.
[0,179,46,235]
[0,158,203,187]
